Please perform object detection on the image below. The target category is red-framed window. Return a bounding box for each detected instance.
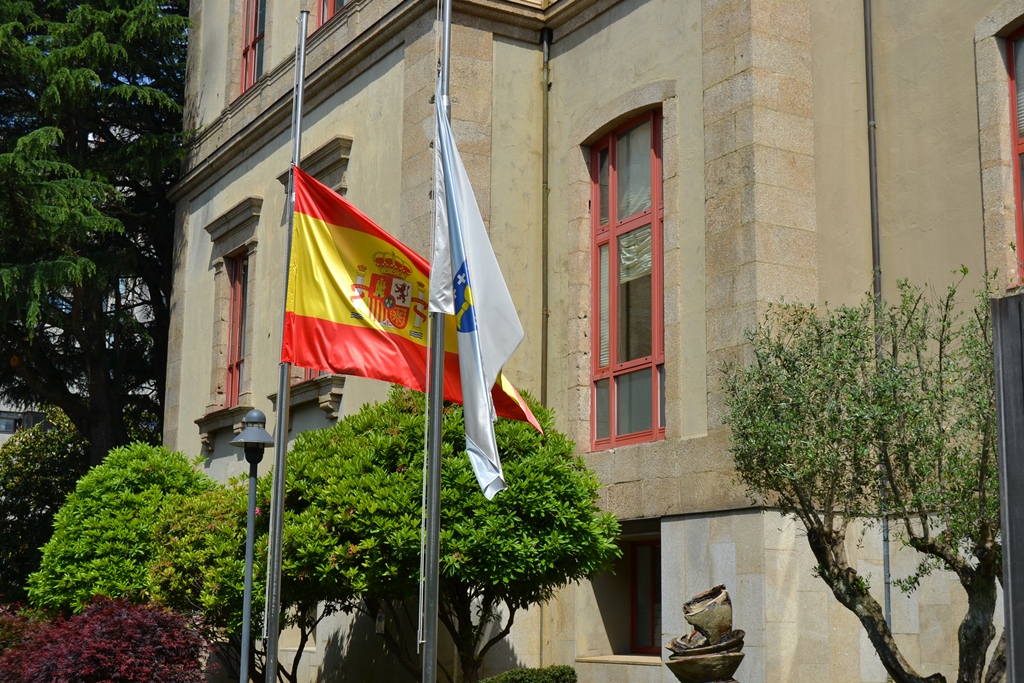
[590,111,665,449]
[630,540,662,654]
[318,0,345,26]
[240,0,267,94]
[1009,32,1024,278]
[300,367,324,382]
[226,252,249,408]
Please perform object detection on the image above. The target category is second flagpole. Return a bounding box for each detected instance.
[421,0,453,680]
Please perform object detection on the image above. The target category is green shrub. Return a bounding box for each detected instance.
[150,485,250,633]
[481,664,577,683]
[284,387,618,682]
[27,443,214,613]
[0,409,88,603]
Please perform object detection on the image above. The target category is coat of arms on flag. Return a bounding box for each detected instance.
[351,254,428,337]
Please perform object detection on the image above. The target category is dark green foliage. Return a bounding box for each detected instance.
[481,665,577,683]
[283,387,620,682]
[27,442,214,614]
[0,407,88,603]
[723,275,1001,683]
[0,0,188,465]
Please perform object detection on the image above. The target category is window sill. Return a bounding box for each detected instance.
[269,374,347,421]
[195,404,254,452]
[575,654,663,666]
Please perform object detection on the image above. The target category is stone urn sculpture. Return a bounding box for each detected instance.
[664,584,745,683]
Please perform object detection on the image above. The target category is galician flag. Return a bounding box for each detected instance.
[429,86,526,499]
[281,166,539,432]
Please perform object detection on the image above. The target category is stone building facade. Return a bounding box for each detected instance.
[165,0,1024,680]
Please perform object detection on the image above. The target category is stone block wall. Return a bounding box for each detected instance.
[702,0,818,429]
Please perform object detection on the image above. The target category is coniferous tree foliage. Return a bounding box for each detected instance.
[0,0,188,465]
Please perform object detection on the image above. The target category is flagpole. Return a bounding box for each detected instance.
[421,1,453,681]
[264,10,309,680]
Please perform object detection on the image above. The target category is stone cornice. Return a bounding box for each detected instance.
[169,0,603,204]
[203,196,263,243]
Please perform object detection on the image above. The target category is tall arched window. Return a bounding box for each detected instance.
[590,111,665,449]
[1008,30,1024,277]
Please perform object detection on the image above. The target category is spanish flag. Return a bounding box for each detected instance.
[281,166,539,430]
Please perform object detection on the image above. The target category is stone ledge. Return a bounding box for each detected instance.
[575,654,663,666]
[195,404,253,452]
[269,374,347,421]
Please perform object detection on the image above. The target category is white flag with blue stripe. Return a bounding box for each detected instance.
[428,86,524,499]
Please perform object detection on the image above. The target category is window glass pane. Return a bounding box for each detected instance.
[238,256,249,362]
[617,368,652,435]
[1017,37,1024,139]
[1019,154,1024,212]
[635,545,652,648]
[652,545,662,645]
[335,0,345,13]
[599,243,609,367]
[618,225,652,362]
[617,120,651,219]
[256,0,267,33]
[254,39,264,81]
[0,413,19,433]
[658,363,665,429]
[599,148,610,225]
[595,379,610,440]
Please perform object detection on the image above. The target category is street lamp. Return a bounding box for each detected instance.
[229,409,273,683]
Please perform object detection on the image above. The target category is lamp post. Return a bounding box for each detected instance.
[229,409,273,683]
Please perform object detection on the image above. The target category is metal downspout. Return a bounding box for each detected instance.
[540,27,552,409]
[538,26,553,668]
[863,0,892,628]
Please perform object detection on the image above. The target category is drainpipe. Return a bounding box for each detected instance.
[540,26,553,409]
[863,0,892,628]
[538,26,553,668]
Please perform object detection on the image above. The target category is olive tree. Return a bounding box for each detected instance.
[723,276,1001,683]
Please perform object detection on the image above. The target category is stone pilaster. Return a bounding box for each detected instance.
[975,27,1019,285]
[399,14,494,256]
[702,0,818,427]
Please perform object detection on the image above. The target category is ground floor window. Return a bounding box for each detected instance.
[630,540,662,653]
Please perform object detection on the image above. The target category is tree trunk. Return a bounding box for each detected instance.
[984,631,1006,683]
[85,380,128,467]
[806,526,945,683]
[956,568,998,683]
[82,292,130,467]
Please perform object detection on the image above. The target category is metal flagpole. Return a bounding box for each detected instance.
[264,10,309,680]
[422,1,453,681]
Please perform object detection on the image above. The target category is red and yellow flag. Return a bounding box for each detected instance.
[282,166,540,429]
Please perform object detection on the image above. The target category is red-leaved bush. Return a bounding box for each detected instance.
[0,598,210,682]
[0,604,35,655]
